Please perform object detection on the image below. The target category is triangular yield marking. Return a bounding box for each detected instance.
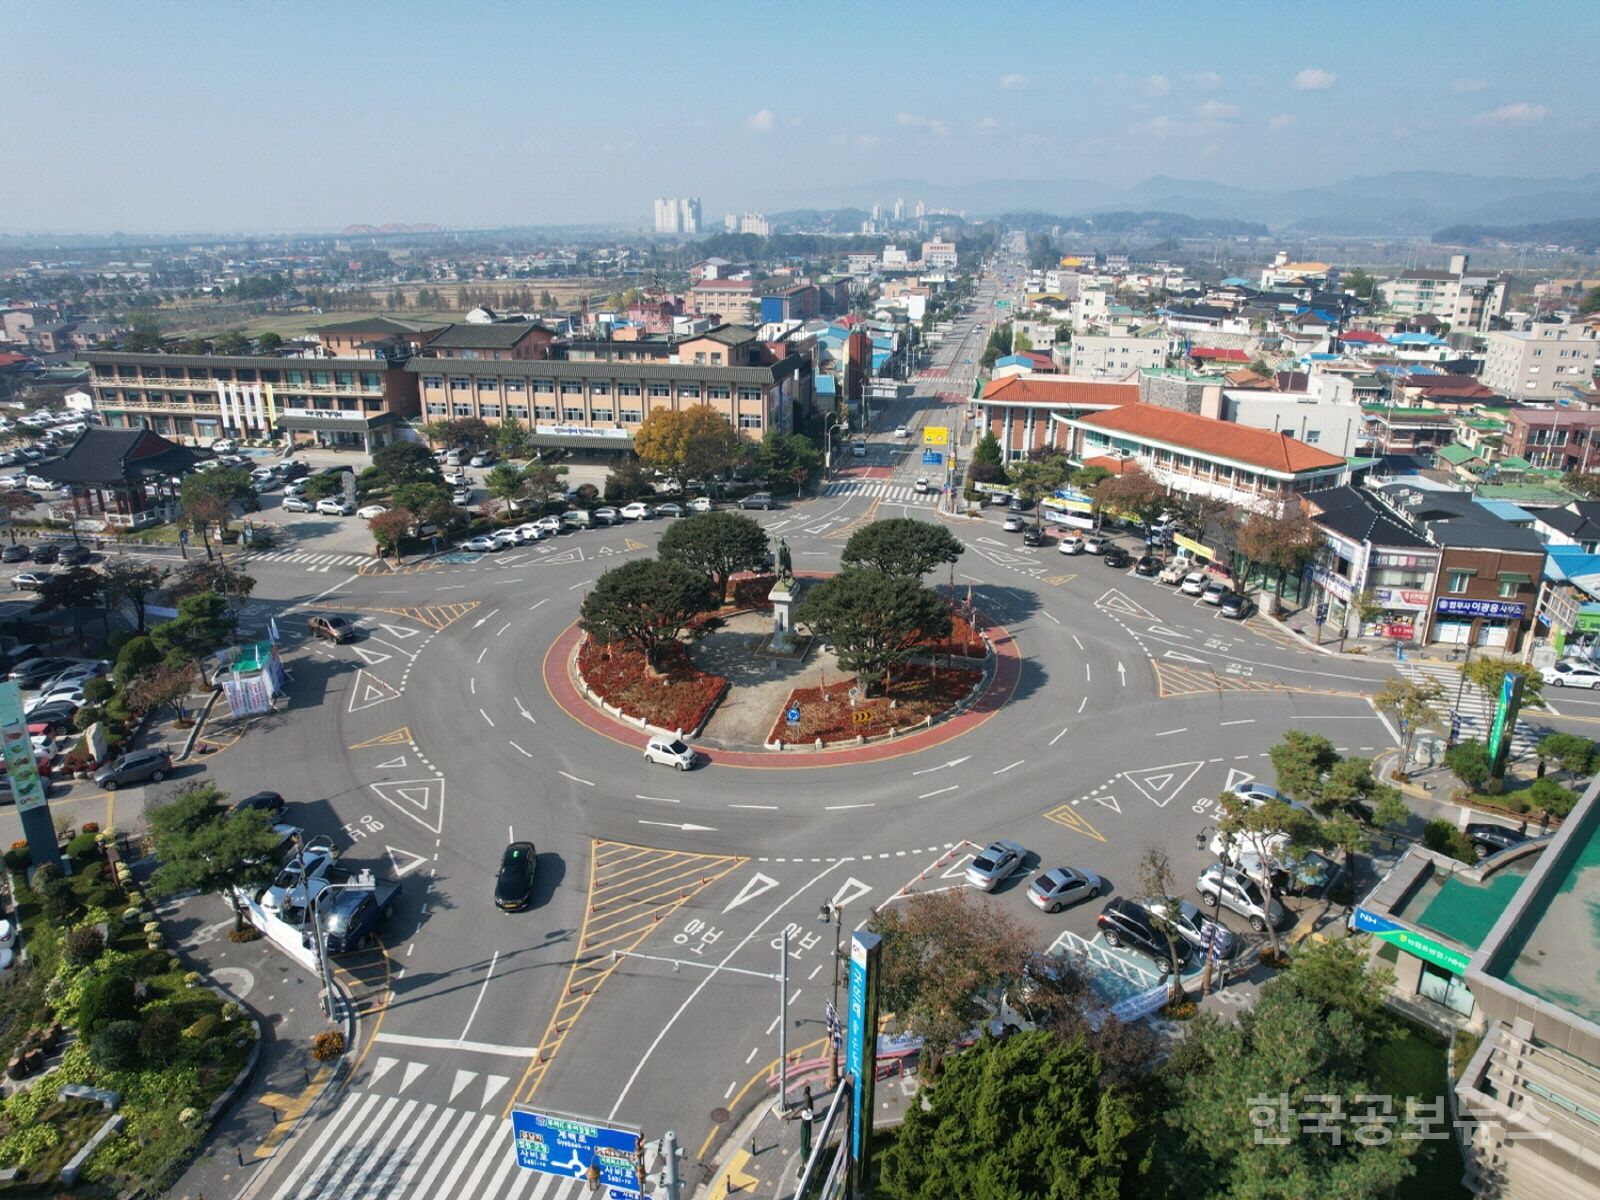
[623,537,647,551]
[481,1074,510,1107]
[1123,761,1205,808]
[1165,650,1208,664]
[374,753,408,769]
[1042,574,1077,586]
[369,1056,397,1086]
[377,624,420,640]
[1049,806,1106,843]
[400,1062,427,1092]
[368,779,445,833]
[1147,625,1187,637]
[348,669,400,713]
[348,727,413,749]
[539,549,583,566]
[722,872,780,914]
[1096,589,1156,621]
[941,853,974,880]
[450,1068,477,1103]
[596,545,616,556]
[353,646,392,667]
[386,845,429,877]
[1223,767,1256,795]
[1094,794,1122,813]
[830,877,873,909]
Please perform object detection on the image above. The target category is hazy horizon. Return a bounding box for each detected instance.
[3,0,1597,236]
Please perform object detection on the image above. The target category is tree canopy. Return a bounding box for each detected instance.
[630,404,743,486]
[579,558,716,668]
[371,440,443,490]
[150,591,235,667]
[841,517,964,579]
[880,1032,1144,1200]
[146,783,286,898]
[99,558,167,634]
[795,567,950,694]
[1092,466,1168,530]
[656,511,769,603]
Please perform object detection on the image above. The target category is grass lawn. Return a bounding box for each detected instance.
[1368,1021,1472,1200]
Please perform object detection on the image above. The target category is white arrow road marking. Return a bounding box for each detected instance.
[449,1069,477,1103]
[911,755,971,776]
[722,872,781,914]
[481,1074,509,1108]
[638,820,717,832]
[386,845,429,877]
[1117,662,1126,686]
[513,696,535,722]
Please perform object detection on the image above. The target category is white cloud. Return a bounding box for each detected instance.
[1293,67,1337,91]
[897,112,953,136]
[1472,101,1550,126]
[976,116,1002,132]
[853,133,882,152]
[1267,113,1297,130]
[745,108,777,133]
[1199,99,1238,119]
[1186,71,1223,90]
[999,73,1030,91]
[896,112,921,127]
[1134,115,1173,138]
[1145,74,1172,96]
[1452,78,1489,93]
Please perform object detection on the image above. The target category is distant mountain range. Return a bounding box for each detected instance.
[764,171,1600,237]
[1432,218,1600,252]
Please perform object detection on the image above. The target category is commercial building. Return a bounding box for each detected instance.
[1379,254,1509,332]
[1481,323,1600,401]
[1068,329,1166,376]
[1504,408,1600,473]
[1059,404,1349,514]
[760,285,821,326]
[424,321,556,361]
[689,279,758,324]
[920,240,957,269]
[974,374,1138,461]
[1305,486,1441,642]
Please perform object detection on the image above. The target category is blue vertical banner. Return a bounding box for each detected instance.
[0,681,61,872]
[845,931,881,1195]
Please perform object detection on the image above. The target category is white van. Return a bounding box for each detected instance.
[445,449,464,467]
[561,509,593,529]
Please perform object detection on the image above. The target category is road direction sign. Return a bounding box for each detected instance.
[786,706,801,725]
[922,450,944,466]
[511,1108,642,1196]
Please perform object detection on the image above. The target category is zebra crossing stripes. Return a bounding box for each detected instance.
[267,1090,603,1200]
[239,549,380,572]
[1395,660,1539,758]
[821,480,936,506]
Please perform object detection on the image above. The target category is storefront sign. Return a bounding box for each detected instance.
[1573,606,1600,634]
[1372,587,1431,611]
[1435,597,1526,620]
[534,424,631,440]
[1311,565,1355,602]
[0,682,48,813]
[281,407,359,421]
[1173,533,1214,561]
[1352,907,1470,975]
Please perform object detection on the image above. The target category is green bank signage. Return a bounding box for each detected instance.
[1353,907,1471,975]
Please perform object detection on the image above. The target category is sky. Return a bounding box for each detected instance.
[3,0,1597,234]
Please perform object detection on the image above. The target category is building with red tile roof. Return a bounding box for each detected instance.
[1058,402,1348,513]
[974,374,1138,460]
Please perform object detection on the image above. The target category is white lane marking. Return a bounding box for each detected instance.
[459,949,500,1043]
[529,598,548,611]
[729,803,779,810]
[508,741,533,757]
[436,584,466,591]
[1072,635,1084,650]
[559,771,594,786]
[1049,726,1070,746]
[825,803,875,810]
[469,678,476,695]
[917,786,959,799]
[1043,611,1060,624]
[496,622,512,637]
[1084,663,1091,681]
[1077,696,1088,713]
[1156,728,1187,737]
[993,760,1024,774]
[479,708,495,727]
[475,647,487,664]
[635,795,680,804]
[1220,718,1256,726]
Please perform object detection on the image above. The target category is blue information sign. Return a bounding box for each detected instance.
[922,449,944,466]
[510,1108,641,1198]
[845,931,882,1187]
[786,706,801,724]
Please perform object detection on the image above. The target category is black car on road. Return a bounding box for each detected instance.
[232,790,287,817]
[1219,592,1255,619]
[30,544,59,564]
[494,840,538,911]
[1096,897,1192,976]
[1021,526,1045,547]
[58,544,92,566]
[1133,554,1161,576]
[0,545,29,563]
[1466,822,1530,860]
[1102,545,1131,569]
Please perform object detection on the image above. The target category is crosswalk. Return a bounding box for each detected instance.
[239,548,382,573]
[820,480,937,506]
[1395,660,1539,759]
[267,1089,649,1200]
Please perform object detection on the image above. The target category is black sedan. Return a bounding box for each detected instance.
[30,543,59,564]
[1021,526,1045,547]
[1466,822,1530,860]
[1133,554,1161,576]
[0,544,29,563]
[58,544,92,566]
[1102,545,1131,569]
[494,840,538,911]
[1219,592,1256,619]
[232,790,287,817]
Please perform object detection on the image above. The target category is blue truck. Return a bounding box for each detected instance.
[298,870,402,954]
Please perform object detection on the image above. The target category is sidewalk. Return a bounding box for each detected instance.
[154,890,354,1200]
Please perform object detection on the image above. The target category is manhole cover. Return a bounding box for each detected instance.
[709,1107,730,1124]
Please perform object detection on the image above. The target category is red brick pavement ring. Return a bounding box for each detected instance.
[540,614,1023,770]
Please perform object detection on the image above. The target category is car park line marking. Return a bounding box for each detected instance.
[508,741,533,757]
[916,785,959,799]
[1050,726,1070,746]
[479,708,494,727]
[635,794,680,804]
[558,770,594,786]
[994,760,1024,774]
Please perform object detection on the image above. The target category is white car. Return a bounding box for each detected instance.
[1543,660,1600,689]
[315,498,356,516]
[1002,514,1024,532]
[257,848,338,917]
[1058,535,1084,555]
[281,495,314,513]
[533,515,563,536]
[491,529,519,549]
[1179,571,1209,596]
[688,497,713,513]
[894,425,910,439]
[26,685,85,714]
[452,487,472,505]
[356,504,388,520]
[445,471,468,487]
[644,736,698,771]
[210,438,239,453]
[913,477,930,494]
[512,523,546,544]
[620,502,653,521]
[469,452,496,468]
[460,535,499,553]
[283,480,308,497]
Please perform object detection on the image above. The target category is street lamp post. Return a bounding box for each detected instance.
[818,902,845,1090]
[824,419,847,479]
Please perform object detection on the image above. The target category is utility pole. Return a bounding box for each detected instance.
[820,902,845,1089]
[777,926,790,1111]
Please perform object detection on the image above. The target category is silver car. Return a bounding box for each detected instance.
[1195,863,1287,933]
[1144,897,1240,960]
[965,839,1028,891]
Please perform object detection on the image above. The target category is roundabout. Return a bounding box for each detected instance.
[193,449,1417,1198]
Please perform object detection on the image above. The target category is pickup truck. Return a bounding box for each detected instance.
[305,871,402,954]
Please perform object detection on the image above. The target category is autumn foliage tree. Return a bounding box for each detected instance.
[630,404,742,490]
[367,508,416,559]
[1235,506,1321,612]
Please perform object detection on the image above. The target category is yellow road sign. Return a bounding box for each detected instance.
[923,425,949,446]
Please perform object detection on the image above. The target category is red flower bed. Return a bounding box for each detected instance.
[768,663,983,745]
[725,572,778,612]
[577,637,728,735]
[921,604,986,658]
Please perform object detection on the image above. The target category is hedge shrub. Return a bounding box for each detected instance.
[64,925,105,969]
[77,971,137,1037]
[90,1019,142,1071]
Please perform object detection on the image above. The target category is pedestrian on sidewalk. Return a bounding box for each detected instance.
[797,1085,815,1164]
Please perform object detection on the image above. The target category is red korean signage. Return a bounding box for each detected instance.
[1380,621,1415,640]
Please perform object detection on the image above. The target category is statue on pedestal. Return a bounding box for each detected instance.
[777,537,793,581]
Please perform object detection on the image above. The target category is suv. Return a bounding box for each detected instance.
[1143,897,1239,961]
[739,492,776,511]
[315,498,355,517]
[94,748,172,790]
[308,615,355,643]
[1096,897,1191,976]
[1195,863,1287,932]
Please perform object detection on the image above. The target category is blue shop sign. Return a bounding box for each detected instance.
[1435,598,1525,620]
